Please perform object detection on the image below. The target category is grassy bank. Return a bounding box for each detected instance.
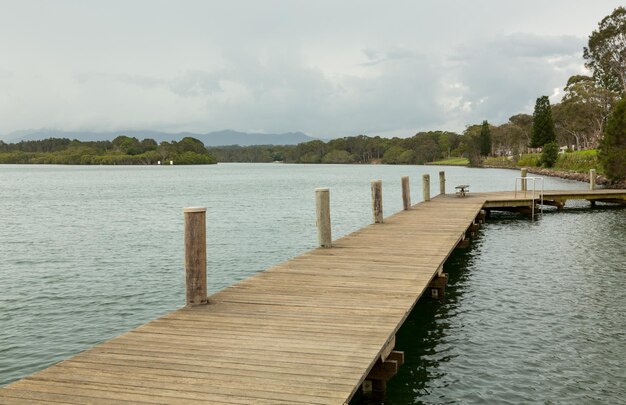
[427,157,470,166]
[483,150,601,174]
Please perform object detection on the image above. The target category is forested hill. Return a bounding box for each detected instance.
[2,129,315,146]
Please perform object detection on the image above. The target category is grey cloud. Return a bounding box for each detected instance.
[453,33,585,60]
[445,33,586,126]
[2,0,616,136]
[0,67,13,78]
[168,70,223,97]
[74,72,164,90]
[361,47,418,66]
[494,33,584,58]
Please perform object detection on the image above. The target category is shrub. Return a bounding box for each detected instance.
[540,142,559,167]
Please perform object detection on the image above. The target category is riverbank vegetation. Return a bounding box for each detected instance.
[484,150,601,173]
[0,136,217,165]
[208,131,463,165]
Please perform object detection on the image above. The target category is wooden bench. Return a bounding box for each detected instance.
[455,184,469,197]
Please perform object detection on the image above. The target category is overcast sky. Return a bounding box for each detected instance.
[0,1,623,138]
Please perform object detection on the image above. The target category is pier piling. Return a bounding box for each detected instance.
[315,188,332,248]
[590,169,597,190]
[401,176,411,210]
[371,180,383,223]
[439,171,446,195]
[184,207,208,306]
[521,168,528,192]
[423,174,431,202]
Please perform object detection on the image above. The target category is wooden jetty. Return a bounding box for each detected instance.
[1,172,625,404]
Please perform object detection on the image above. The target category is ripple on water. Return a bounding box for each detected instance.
[384,205,626,404]
[1,165,624,403]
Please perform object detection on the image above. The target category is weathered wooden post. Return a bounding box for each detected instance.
[401,176,411,210]
[590,169,597,190]
[315,188,332,248]
[371,180,383,223]
[184,207,208,306]
[439,171,446,195]
[521,167,528,191]
[422,174,430,202]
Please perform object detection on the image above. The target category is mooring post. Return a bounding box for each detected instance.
[439,171,446,195]
[371,180,383,223]
[590,169,597,190]
[521,167,528,192]
[401,176,411,210]
[184,207,208,306]
[422,174,430,202]
[315,188,332,248]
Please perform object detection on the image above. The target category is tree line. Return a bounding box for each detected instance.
[0,136,217,165]
[208,131,461,165]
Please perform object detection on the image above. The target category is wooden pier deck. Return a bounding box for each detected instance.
[1,188,624,405]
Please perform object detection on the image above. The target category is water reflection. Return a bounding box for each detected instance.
[355,204,625,404]
[352,244,476,405]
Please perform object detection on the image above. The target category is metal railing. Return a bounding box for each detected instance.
[514,176,544,221]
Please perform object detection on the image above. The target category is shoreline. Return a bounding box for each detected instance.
[427,161,626,189]
[482,165,626,189]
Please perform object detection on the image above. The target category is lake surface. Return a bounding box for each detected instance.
[1,163,624,404]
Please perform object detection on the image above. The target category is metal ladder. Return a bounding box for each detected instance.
[514,176,544,221]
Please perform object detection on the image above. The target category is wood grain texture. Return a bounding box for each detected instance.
[371,180,383,223]
[316,188,332,248]
[184,208,207,306]
[401,176,411,210]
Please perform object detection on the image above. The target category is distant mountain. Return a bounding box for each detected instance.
[1,129,316,146]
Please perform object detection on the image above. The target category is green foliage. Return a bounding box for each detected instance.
[583,7,626,93]
[381,146,407,164]
[0,136,216,165]
[540,142,559,167]
[299,151,322,163]
[518,153,541,167]
[397,150,416,164]
[175,151,217,164]
[482,156,515,167]
[600,97,626,180]
[531,96,556,147]
[321,150,354,163]
[428,157,470,166]
[553,75,618,149]
[206,131,459,165]
[484,150,600,173]
[460,125,482,166]
[556,149,600,173]
[479,120,492,156]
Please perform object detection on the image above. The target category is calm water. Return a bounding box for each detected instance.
[1,163,624,404]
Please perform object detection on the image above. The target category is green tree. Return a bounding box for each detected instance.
[381,146,407,164]
[553,75,619,150]
[530,96,556,147]
[321,149,353,163]
[176,137,208,154]
[540,141,559,167]
[600,97,626,180]
[583,7,626,93]
[112,135,142,154]
[479,120,492,156]
[461,125,482,166]
[397,150,416,164]
[491,122,526,157]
